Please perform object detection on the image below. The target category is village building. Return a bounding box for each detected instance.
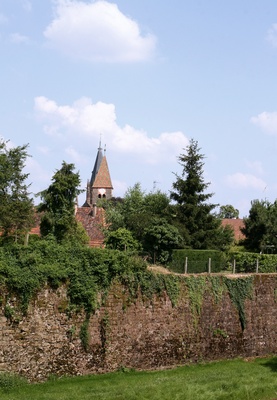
[75,141,113,247]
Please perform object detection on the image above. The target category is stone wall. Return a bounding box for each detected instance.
[0,274,276,381]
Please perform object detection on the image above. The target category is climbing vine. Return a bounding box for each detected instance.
[163,275,180,307]
[208,276,225,304]
[79,318,90,352]
[121,271,181,307]
[224,276,253,331]
[185,276,206,325]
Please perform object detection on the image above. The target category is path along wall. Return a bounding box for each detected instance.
[0,274,276,381]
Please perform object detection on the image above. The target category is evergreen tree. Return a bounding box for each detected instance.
[0,140,34,242]
[38,161,86,243]
[170,139,222,249]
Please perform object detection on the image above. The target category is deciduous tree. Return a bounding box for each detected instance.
[241,199,276,252]
[218,204,239,219]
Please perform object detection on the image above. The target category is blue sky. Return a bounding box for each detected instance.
[1,0,277,217]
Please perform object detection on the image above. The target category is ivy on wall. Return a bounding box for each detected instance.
[0,242,255,336]
[223,276,253,331]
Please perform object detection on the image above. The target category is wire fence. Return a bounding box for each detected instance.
[170,257,277,274]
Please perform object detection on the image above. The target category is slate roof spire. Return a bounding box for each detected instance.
[83,139,113,207]
[90,139,103,185]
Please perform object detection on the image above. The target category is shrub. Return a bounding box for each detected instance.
[169,249,227,273]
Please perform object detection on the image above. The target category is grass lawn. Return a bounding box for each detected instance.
[1,357,277,400]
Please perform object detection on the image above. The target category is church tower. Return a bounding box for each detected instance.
[83,141,113,207]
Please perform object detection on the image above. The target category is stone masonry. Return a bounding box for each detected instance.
[0,274,277,381]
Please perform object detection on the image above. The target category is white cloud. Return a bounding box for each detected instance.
[34,95,188,164]
[44,0,156,63]
[267,23,277,47]
[251,111,277,135]
[225,173,266,190]
[10,33,30,44]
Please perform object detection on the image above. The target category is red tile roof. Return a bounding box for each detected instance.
[221,218,245,242]
[93,156,113,188]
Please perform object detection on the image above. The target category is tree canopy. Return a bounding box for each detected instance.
[102,183,183,263]
[218,204,239,219]
[0,140,34,242]
[241,199,277,253]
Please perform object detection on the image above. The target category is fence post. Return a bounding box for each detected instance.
[208,258,211,274]
[233,259,236,274]
[184,257,188,274]
[256,258,259,274]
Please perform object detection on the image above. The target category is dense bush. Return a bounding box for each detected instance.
[169,249,227,273]
[228,251,277,273]
[0,240,147,314]
[0,240,183,316]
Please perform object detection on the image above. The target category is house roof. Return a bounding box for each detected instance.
[221,218,245,242]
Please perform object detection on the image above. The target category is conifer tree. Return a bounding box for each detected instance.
[170,139,221,249]
[0,140,34,242]
[38,161,86,243]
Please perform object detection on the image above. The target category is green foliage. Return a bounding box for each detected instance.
[224,276,253,330]
[4,304,14,320]
[169,249,227,273]
[37,161,84,243]
[143,217,183,264]
[241,199,277,253]
[121,269,181,307]
[218,204,239,219]
[208,275,225,304]
[170,139,226,249]
[0,140,34,241]
[163,275,180,307]
[185,276,206,322]
[105,228,140,252]
[0,240,149,315]
[229,251,277,273]
[80,318,90,352]
[103,184,179,261]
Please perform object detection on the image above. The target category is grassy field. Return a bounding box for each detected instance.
[1,357,277,400]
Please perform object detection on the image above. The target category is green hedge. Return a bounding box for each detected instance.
[228,252,277,273]
[169,249,227,273]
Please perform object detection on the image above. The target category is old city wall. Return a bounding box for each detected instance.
[0,274,276,381]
